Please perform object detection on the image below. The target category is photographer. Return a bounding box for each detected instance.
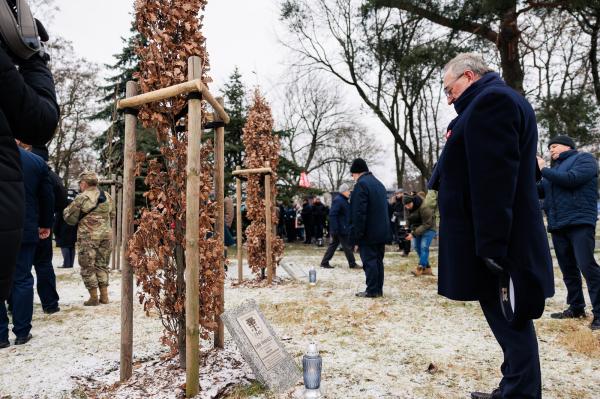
[0,1,59,304]
[389,190,411,257]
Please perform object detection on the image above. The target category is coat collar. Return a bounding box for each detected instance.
[452,72,505,114]
[556,149,578,162]
[357,172,373,182]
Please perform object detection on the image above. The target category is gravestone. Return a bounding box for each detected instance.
[222,299,301,392]
[280,261,308,281]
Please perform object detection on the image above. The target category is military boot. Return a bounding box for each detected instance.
[99,286,109,304]
[84,288,99,306]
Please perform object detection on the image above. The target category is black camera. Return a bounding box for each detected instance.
[0,0,49,61]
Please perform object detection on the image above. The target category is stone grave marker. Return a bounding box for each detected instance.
[222,299,301,392]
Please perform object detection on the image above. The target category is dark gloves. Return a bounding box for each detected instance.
[482,257,509,275]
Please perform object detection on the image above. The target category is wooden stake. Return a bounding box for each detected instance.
[185,56,202,398]
[214,97,225,349]
[110,173,117,270]
[236,166,243,284]
[231,167,272,176]
[264,161,273,284]
[120,81,137,382]
[116,176,123,271]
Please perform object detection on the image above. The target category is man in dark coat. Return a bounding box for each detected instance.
[430,53,554,399]
[0,46,59,303]
[349,158,390,298]
[1,145,54,348]
[320,183,357,269]
[283,203,297,242]
[31,145,65,314]
[54,189,78,268]
[537,135,600,330]
[312,197,326,246]
[301,198,313,244]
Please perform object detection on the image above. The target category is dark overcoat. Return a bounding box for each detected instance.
[0,48,59,300]
[538,149,598,231]
[19,148,54,244]
[328,193,351,236]
[430,72,554,301]
[350,172,391,245]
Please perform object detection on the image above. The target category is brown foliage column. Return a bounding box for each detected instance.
[242,90,284,278]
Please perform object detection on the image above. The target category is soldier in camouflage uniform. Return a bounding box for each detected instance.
[63,171,115,306]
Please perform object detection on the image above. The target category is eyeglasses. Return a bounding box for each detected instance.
[443,73,465,97]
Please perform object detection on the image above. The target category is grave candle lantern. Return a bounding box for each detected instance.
[302,342,322,398]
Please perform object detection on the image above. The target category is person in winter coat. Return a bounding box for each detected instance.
[430,53,554,399]
[301,198,313,244]
[283,203,297,242]
[320,184,358,269]
[389,190,411,256]
[403,194,436,276]
[0,46,59,304]
[0,144,54,348]
[312,197,327,246]
[537,135,600,330]
[349,158,391,298]
[30,145,64,314]
[54,189,78,268]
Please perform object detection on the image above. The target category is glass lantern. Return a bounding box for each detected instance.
[302,342,322,398]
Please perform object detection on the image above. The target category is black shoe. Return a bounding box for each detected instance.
[320,264,334,269]
[355,291,382,298]
[471,388,501,399]
[43,306,60,315]
[591,317,600,330]
[0,340,9,349]
[551,308,586,319]
[14,333,32,345]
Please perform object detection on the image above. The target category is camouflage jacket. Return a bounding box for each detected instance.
[63,187,114,241]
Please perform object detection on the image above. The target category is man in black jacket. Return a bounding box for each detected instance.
[31,145,66,314]
[432,53,553,399]
[0,45,59,304]
[349,158,390,298]
[1,144,54,348]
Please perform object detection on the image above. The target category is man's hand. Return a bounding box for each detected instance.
[354,245,359,253]
[405,233,413,241]
[39,228,51,239]
[482,257,508,276]
[536,156,546,170]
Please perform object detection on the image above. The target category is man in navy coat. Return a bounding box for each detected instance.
[320,183,357,269]
[537,135,599,330]
[0,144,54,348]
[431,53,554,399]
[349,158,390,298]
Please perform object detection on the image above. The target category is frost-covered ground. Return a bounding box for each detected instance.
[0,244,599,398]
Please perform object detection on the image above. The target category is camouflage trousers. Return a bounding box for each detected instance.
[78,239,111,290]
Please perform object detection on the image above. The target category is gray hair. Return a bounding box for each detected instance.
[338,183,351,193]
[443,53,494,78]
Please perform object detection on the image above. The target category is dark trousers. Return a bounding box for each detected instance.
[551,224,600,318]
[320,234,356,267]
[313,222,324,240]
[33,237,59,311]
[359,244,385,295]
[480,297,541,398]
[0,243,36,340]
[60,246,76,268]
[304,222,313,243]
[285,221,296,242]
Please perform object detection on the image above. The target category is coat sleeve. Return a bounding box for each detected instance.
[328,199,340,235]
[464,92,521,258]
[540,154,597,188]
[63,195,86,226]
[413,205,434,236]
[37,166,54,229]
[350,183,368,244]
[0,48,59,145]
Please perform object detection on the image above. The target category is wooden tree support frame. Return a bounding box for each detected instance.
[98,176,123,271]
[116,56,229,398]
[233,162,276,285]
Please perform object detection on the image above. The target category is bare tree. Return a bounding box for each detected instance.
[47,38,101,185]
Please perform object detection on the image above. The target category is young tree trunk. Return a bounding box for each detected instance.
[175,220,186,368]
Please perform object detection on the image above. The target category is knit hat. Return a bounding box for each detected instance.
[402,194,414,205]
[31,145,49,162]
[350,158,369,174]
[548,135,576,149]
[338,183,351,193]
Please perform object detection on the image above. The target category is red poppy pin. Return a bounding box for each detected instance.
[446,129,452,139]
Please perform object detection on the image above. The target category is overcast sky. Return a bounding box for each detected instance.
[48,0,402,188]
